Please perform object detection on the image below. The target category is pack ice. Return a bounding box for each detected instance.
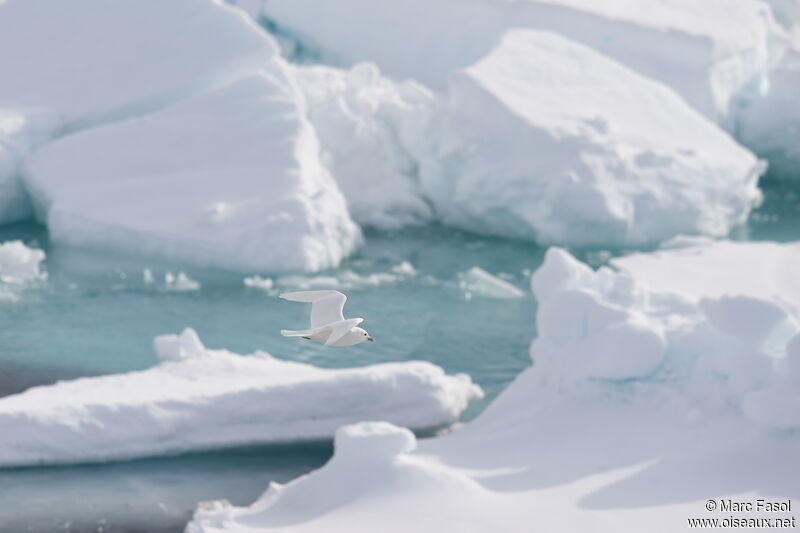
[0,328,482,467]
[417,31,764,246]
[259,0,775,121]
[188,242,800,533]
[0,0,360,272]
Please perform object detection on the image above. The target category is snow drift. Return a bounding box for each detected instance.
[417,31,764,246]
[0,328,482,467]
[188,242,800,532]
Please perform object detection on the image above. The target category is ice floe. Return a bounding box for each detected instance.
[0,0,273,223]
[458,267,524,300]
[0,328,482,467]
[244,262,421,295]
[292,63,435,229]
[26,71,362,273]
[163,272,201,293]
[0,0,272,130]
[418,30,764,246]
[1,0,361,272]
[0,240,46,302]
[188,244,800,532]
[260,0,776,121]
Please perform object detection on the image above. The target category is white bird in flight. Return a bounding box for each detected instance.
[280,290,374,347]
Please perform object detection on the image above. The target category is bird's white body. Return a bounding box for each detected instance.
[280,290,374,347]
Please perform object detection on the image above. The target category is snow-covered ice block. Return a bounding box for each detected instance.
[611,240,800,313]
[418,30,763,247]
[0,328,482,467]
[0,0,274,131]
[530,245,800,398]
[292,63,435,229]
[0,0,292,231]
[26,72,362,273]
[260,0,775,121]
[187,246,800,533]
[458,267,524,299]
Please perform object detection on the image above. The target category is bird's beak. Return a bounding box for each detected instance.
[367,337,375,342]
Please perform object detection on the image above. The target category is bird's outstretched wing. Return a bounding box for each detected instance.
[325,318,364,346]
[280,325,330,338]
[280,290,347,328]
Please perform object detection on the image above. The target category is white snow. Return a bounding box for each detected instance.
[260,0,775,121]
[0,328,482,467]
[291,63,435,229]
[26,72,362,273]
[611,240,800,313]
[0,0,362,272]
[0,0,274,223]
[188,244,800,533]
[0,0,273,130]
[458,267,524,300]
[417,30,764,246]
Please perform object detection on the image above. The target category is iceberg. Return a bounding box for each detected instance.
[417,31,764,246]
[0,0,273,131]
[291,63,435,229]
[0,328,482,467]
[1,0,361,272]
[26,72,362,273]
[260,0,775,121]
[188,244,800,533]
[0,0,273,222]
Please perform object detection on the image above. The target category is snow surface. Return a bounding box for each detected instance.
[0,328,482,467]
[188,245,800,532]
[292,63,435,229]
[0,0,274,224]
[1,0,362,272]
[0,0,273,130]
[417,30,764,246]
[612,239,800,313]
[260,0,775,121]
[26,72,362,273]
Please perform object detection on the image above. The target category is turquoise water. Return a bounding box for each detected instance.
[1,173,798,532]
